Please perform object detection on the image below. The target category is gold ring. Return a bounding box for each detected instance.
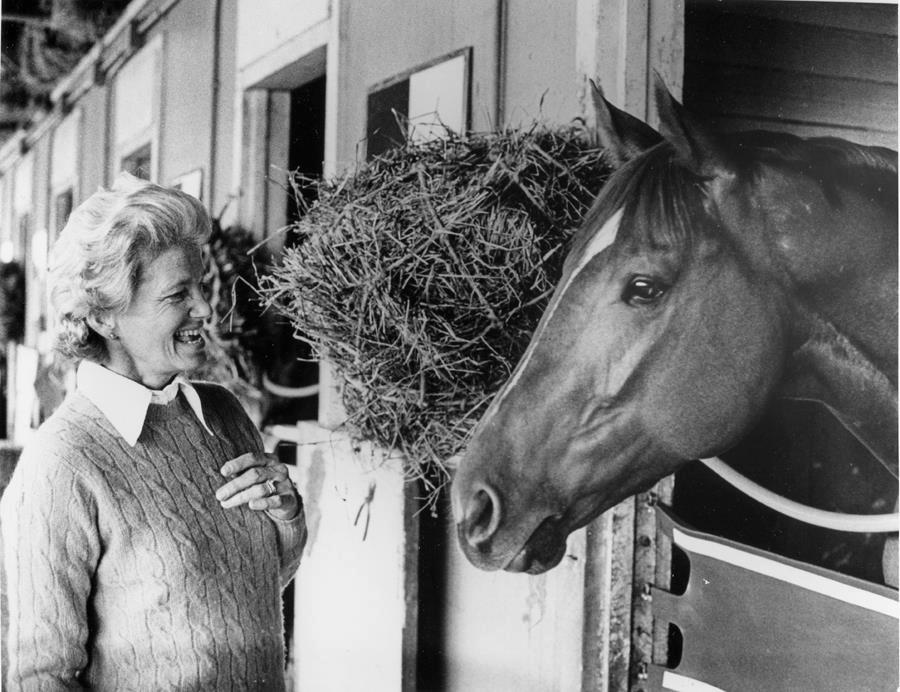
[264,479,278,496]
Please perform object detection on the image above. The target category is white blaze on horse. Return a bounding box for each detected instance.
[451,78,898,582]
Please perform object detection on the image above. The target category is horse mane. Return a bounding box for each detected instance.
[574,144,712,258]
[732,130,897,175]
[572,130,897,262]
[730,131,898,210]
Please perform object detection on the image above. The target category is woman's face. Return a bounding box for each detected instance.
[106,244,211,389]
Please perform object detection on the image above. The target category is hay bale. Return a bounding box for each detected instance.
[260,125,609,497]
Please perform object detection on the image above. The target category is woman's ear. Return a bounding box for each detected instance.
[86,313,117,341]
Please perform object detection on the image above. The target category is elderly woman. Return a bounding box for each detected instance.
[1,173,307,690]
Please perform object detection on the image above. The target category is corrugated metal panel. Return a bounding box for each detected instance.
[684,1,897,148]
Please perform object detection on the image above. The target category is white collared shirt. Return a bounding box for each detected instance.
[76,360,214,446]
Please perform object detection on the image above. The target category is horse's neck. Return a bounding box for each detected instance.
[800,278,898,386]
[782,310,898,478]
[760,166,898,384]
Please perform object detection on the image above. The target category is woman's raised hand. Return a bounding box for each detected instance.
[216,452,300,521]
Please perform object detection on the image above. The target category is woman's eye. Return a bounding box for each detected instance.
[622,277,668,306]
[167,290,188,302]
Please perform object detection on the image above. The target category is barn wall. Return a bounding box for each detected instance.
[684,1,898,148]
[334,0,497,171]
[236,0,328,70]
[77,85,111,202]
[502,0,581,127]
[212,0,238,216]
[157,0,217,193]
[334,0,614,171]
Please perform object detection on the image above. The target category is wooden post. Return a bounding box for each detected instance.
[318,0,348,433]
[238,89,269,240]
[576,1,683,690]
[265,90,291,253]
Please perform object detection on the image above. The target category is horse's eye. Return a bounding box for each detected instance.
[623,277,667,306]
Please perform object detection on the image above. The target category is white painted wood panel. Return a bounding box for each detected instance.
[50,111,80,192]
[287,423,410,692]
[443,528,586,692]
[237,0,329,71]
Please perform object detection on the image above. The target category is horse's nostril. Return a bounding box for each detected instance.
[464,484,502,548]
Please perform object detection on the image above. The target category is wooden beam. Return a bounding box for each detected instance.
[238,89,269,240]
[265,90,290,253]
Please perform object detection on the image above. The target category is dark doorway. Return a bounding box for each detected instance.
[287,74,327,225]
[260,74,327,430]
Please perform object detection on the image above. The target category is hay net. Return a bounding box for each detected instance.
[260,125,610,500]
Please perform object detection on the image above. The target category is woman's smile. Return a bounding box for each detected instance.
[105,244,212,389]
[173,327,205,345]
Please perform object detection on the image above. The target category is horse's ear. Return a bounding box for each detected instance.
[653,73,726,175]
[591,80,662,167]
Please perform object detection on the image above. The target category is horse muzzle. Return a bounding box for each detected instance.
[454,480,568,574]
[501,515,569,574]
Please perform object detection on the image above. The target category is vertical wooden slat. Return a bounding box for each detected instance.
[582,498,637,691]
[607,499,637,687]
[265,90,291,251]
[631,477,676,688]
[629,491,658,688]
[646,1,685,113]
[582,512,611,690]
[6,343,16,440]
[238,88,269,239]
[651,477,675,669]
[401,481,420,692]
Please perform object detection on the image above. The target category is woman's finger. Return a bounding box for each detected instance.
[220,451,278,478]
[216,467,288,504]
[247,479,292,511]
[225,478,293,511]
[216,457,288,505]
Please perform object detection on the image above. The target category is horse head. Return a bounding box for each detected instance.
[451,77,898,574]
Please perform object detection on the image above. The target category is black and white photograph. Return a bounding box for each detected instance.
[0,1,896,690]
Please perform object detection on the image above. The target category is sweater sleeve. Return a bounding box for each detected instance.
[1,446,100,691]
[268,502,308,587]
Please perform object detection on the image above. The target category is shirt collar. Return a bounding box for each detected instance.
[76,360,214,446]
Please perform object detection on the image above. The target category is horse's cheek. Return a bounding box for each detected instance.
[646,293,784,459]
[643,370,748,459]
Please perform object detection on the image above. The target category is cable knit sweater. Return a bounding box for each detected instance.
[1,383,307,691]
